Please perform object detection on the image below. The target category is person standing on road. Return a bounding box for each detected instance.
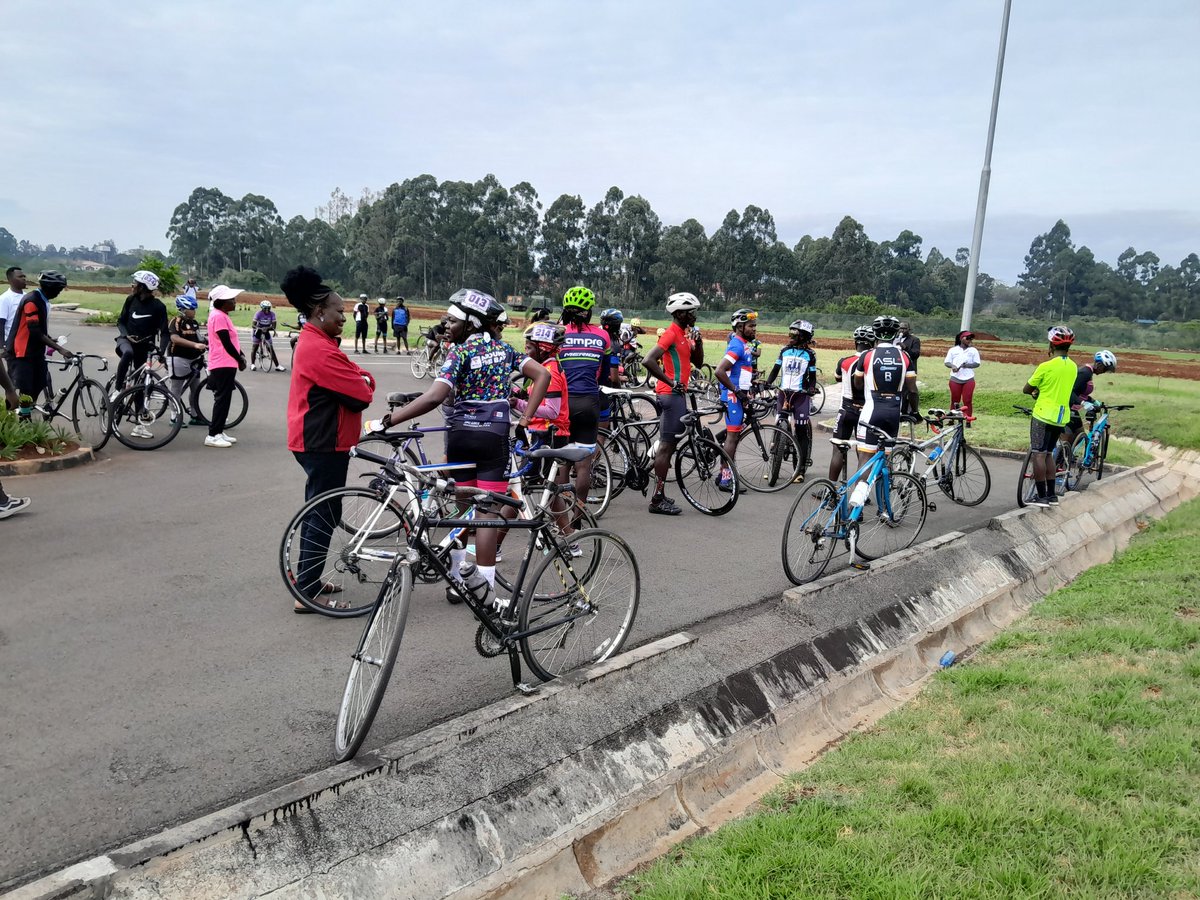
[765,319,819,481]
[851,315,917,471]
[643,292,704,515]
[1021,326,1077,507]
[352,294,371,354]
[558,286,610,508]
[945,330,981,419]
[4,271,75,408]
[373,298,389,353]
[114,270,169,395]
[204,285,247,448]
[0,352,32,519]
[828,325,873,482]
[282,267,376,610]
[0,266,27,347]
[167,295,207,425]
[715,308,758,491]
[392,298,410,353]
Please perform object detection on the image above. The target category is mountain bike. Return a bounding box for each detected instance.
[35,353,111,452]
[781,425,928,585]
[331,450,639,760]
[1013,405,1076,507]
[1070,402,1135,484]
[891,408,991,507]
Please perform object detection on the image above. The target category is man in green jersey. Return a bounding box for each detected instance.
[1022,325,1077,507]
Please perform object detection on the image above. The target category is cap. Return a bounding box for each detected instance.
[208,284,244,302]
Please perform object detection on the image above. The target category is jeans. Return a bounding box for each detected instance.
[293,450,351,599]
[207,366,237,436]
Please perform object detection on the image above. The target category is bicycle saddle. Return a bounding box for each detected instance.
[528,445,594,464]
[386,391,423,407]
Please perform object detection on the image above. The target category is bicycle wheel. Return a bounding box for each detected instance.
[1055,443,1075,494]
[334,561,413,761]
[410,348,431,378]
[1069,432,1091,487]
[518,528,639,682]
[810,382,826,415]
[855,471,927,561]
[281,486,412,617]
[260,344,276,373]
[627,394,659,428]
[675,435,738,516]
[584,442,613,518]
[1016,450,1038,508]
[781,478,840,585]
[940,443,991,507]
[736,423,800,492]
[71,378,111,452]
[602,435,631,500]
[625,356,646,387]
[1097,429,1109,480]
[108,384,182,450]
[348,438,422,494]
[191,377,249,429]
[889,444,916,475]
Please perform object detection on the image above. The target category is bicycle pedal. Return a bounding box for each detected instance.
[927,502,937,512]
[850,561,871,571]
[515,681,541,696]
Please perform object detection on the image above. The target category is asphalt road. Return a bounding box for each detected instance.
[0,315,1023,887]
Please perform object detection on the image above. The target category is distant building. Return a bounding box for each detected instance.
[75,260,114,272]
[1135,318,1158,326]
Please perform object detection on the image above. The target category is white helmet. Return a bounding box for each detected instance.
[132,270,160,291]
[665,291,700,313]
[259,300,272,309]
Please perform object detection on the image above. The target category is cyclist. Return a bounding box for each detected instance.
[1022,325,1077,507]
[114,270,168,399]
[352,294,371,354]
[851,315,917,472]
[1064,348,1116,449]
[829,326,875,482]
[765,319,818,482]
[369,290,551,607]
[373,298,389,353]
[392,298,410,353]
[558,286,611,507]
[715,308,758,490]
[513,322,575,536]
[250,300,284,371]
[3,271,74,407]
[643,291,704,515]
[167,295,208,423]
[598,307,625,439]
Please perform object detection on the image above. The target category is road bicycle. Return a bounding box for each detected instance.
[167,353,250,431]
[781,425,928,585]
[713,387,802,492]
[34,353,111,452]
[805,367,826,415]
[1070,401,1135,484]
[249,327,283,372]
[104,351,186,451]
[689,363,720,403]
[891,408,991,507]
[1013,405,1076,507]
[410,332,448,378]
[331,449,639,760]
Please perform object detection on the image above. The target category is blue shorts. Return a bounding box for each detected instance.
[723,394,745,432]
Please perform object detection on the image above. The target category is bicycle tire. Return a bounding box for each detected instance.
[854,471,927,561]
[1055,443,1075,494]
[333,561,413,761]
[71,378,111,452]
[584,442,613,518]
[1017,450,1038,508]
[675,435,738,516]
[410,348,430,379]
[627,394,659,428]
[1097,429,1108,480]
[781,478,840,585]
[810,382,826,415]
[1069,432,1091,487]
[518,528,639,682]
[941,443,991,506]
[889,444,916,475]
[348,438,423,494]
[602,435,631,500]
[282,485,412,617]
[191,376,249,429]
[769,427,785,487]
[108,384,182,450]
[625,356,646,387]
[735,423,800,492]
[260,344,276,373]
[495,506,599,597]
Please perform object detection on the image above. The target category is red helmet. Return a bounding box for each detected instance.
[1047,325,1074,347]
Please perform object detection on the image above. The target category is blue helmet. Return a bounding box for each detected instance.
[175,295,198,311]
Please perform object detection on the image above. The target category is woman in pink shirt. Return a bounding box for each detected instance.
[205,285,247,448]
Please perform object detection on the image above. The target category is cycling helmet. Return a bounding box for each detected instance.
[665,291,701,313]
[1047,325,1075,347]
[175,295,198,311]
[789,319,814,337]
[38,271,68,289]
[359,293,368,300]
[132,269,160,291]
[730,308,757,327]
[259,300,272,309]
[562,286,596,311]
[1094,349,1117,370]
[631,317,642,327]
[600,307,623,324]
[871,315,901,341]
[496,308,510,326]
[524,322,566,347]
[853,325,875,345]
[447,288,500,328]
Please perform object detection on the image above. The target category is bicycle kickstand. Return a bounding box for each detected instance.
[848,526,871,572]
[508,647,539,696]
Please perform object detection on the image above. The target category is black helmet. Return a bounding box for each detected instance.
[39,271,68,288]
[447,288,502,327]
[853,325,875,346]
[871,315,901,341]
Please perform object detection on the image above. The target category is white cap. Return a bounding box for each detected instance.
[208,284,244,302]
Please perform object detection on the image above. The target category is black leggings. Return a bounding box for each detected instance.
[207,367,238,436]
[115,338,152,389]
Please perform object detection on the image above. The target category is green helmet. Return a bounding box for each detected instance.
[562,285,596,311]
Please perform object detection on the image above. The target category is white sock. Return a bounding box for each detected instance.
[450,548,466,579]
[477,565,496,587]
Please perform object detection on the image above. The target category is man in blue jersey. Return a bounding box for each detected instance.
[714,308,758,490]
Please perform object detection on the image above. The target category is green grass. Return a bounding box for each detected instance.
[623,498,1200,900]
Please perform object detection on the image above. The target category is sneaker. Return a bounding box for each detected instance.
[131,424,154,439]
[1046,494,1060,506]
[1027,495,1051,508]
[249,364,257,371]
[277,366,287,372]
[204,435,232,448]
[567,542,583,558]
[649,495,682,516]
[0,497,32,520]
[716,468,734,493]
[218,432,238,444]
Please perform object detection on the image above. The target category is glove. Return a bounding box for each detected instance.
[362,418,388,436]
[735,390,750,406]
[671,380,686,395]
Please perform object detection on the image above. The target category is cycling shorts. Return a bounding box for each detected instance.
[856,395,902,448]
[1029,419,1063,454]
[446,428,508,489]
[252,330,272,345]
[567,393,600,445]
[657,392,688,443]
[832,399,860,440]
[354,321,369,337]
[598,389,612,422]
[778,391,812,424]
[723,394,745,432]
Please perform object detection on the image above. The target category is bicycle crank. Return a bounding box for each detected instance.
[474,624,504,658]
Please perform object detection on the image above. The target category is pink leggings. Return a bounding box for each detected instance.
[949,379,975,417]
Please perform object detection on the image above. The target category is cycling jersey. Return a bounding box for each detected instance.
[835,352,862,401]
[252,310,276,339]
[436,333,524,435]
[393,307,409,327]
[559,324,610,396]
[853,346,913,448]
[653,322,694,395]
[619,323,634,345]
[525,356,570,436]
[1028,356,1076,426]
[773,345,816,393]
[374,305,388,330]
[168,315,204,360]
[1070,364,1095,409]
[4,289,48,360]
[720,333,755,398]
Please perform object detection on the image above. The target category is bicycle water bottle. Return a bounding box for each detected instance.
[849,481,870,508]
[928,445,943,463]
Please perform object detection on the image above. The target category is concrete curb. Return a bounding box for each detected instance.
[9,449,1198,900]
[0,446,94,477]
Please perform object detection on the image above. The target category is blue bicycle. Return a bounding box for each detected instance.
[781,425,928,585]
[1070,401,1135,484]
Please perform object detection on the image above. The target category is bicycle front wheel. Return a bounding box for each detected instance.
[281,486,412,617]
[1017,450,1038,508]
[260,345,276,373]
[941,444,991,506]
[192,377,249,429]
[1097,429,1109,480]
[601,435,630,501]
[518,529,639,682]
[1069,432,1091,488]
[736,423,800,492]
[334,561,413,761]
[108,384,182,450]
[675,436,739,516]
[855,471,927,561]
[410,349,430,379]
[810,382,826,415]
[781,478,840,585]
[71,378,111,452]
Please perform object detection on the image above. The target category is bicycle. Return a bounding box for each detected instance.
[250,327,282,372]
[713,387,802,492]
[890,408,991,507]
[168,353,250,431]
[1013,405,1076,507]
[808,367,826,415]
[33,353,112,452]
[781,425,928,585]
[410,332,447,379]
[1070,401,1134,484]
[331,452,639,760]
[103,351,185,450]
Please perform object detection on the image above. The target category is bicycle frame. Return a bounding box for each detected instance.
[1078,411,1108,467]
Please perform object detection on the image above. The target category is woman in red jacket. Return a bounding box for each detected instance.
[281,266,376,611]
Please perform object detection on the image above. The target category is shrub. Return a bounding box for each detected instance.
[0,409,73,459]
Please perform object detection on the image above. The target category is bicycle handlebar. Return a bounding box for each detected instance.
[349,445,522,511]
[56,353,109,371]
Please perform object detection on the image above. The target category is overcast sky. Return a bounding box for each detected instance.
[6,0,1198,283]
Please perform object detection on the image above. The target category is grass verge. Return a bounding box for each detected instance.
[623,497,1200,900]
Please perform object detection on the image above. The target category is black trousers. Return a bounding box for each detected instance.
[293,450,351,599]
[207,366,238,436]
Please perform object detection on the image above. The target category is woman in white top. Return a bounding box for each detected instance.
[945,330,981,418]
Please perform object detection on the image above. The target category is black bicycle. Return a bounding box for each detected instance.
[36,353,111,452]
[714,386,803,492]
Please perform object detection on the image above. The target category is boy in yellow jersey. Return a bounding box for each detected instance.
[1022,325,1078,507]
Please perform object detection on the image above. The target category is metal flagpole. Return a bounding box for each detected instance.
[960,0,1014,332]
